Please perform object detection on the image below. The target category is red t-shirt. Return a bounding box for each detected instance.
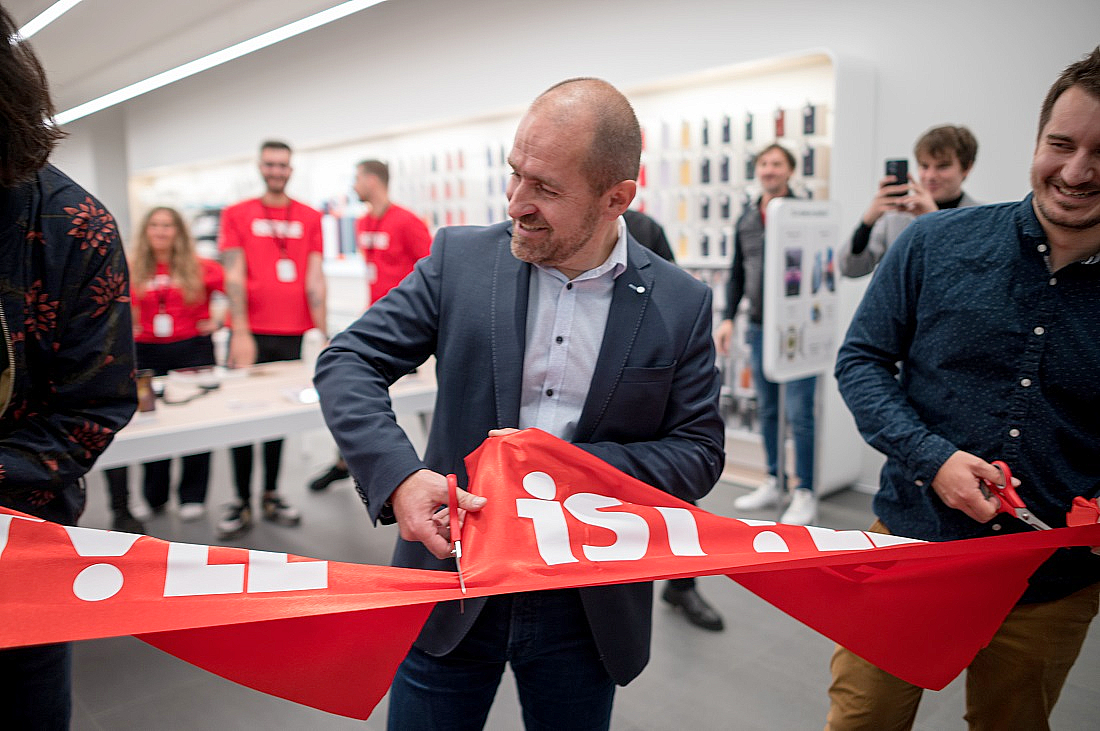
[356,203,431,304]
[133,258,224,344]
[218,198,323,335]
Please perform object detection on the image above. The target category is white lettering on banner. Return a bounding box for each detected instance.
[516,471,710,565]
[0,513,43,560]
[517,472,579,566]
[64,526,144,602]
[164,543,245,597]
[246,550,328,593]
[163,544,330,597]
[564,493,650,562]
[252,219,304,239]
[655,507,706,556]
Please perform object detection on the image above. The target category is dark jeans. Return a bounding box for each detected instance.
[747,323,817,492]
[230,333,302,502]
[388,589,615,731]
[0,642,71,730]
[106,336,216,513]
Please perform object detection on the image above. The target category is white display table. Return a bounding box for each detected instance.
[93,360,436,470]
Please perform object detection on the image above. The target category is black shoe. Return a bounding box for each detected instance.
[662,585,725,632]
[309,463,350,492]
[112,511,146,534]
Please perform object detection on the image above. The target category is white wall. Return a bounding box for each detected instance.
[52,0,1100,490]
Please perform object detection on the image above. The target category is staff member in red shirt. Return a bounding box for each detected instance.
[308,159,430,492]
[104,207,223,528]
[218,140,327,538]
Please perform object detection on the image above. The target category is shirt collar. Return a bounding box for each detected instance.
[535,216,629,283]
[1018,193,1100,266]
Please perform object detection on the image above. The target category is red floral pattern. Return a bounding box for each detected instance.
[89,265,130,318]
[64,197,117,256]
[68,421,114,459]
[23,280,58,335]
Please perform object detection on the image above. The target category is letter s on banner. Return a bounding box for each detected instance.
[564,493,649,562]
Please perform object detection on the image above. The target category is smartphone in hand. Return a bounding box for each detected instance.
[885,159,908,196]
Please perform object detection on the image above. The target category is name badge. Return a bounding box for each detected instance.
[153,313,174,338]
[276,258,298,283]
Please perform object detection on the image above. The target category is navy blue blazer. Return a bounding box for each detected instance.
[315,221,725,684]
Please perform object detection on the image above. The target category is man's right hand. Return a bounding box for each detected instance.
[930,450,1007,524]
[227,331,257,369]
[391,469,487,559]
[861,175,907,227]
[714,319,735,357]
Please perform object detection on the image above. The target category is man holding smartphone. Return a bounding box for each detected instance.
[837,125,979,278]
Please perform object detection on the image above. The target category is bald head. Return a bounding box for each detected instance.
[531,78,641,194]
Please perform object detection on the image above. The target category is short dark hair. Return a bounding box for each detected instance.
[914,125,978,171]
[756,143,796,171]
[260,140,292,155]
[0,7,66,187]
[358,159,389,187]
[535,78,641,194]
[1038,46,1100,140]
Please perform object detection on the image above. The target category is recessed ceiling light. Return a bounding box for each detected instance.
[54,0,389,125]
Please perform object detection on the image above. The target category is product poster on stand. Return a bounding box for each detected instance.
[762,198,841,383]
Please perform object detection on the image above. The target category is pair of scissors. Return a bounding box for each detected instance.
[980,460,1053,531]
[447,474,468,595]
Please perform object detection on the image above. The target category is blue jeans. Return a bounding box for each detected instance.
[388,589,615,730]
[747,323,817,492]
[0,642,71,729]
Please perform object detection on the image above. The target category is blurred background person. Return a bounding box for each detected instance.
[308,159,431,492]
[838,125,979,278]
[0,5,137,726]
[218,140,326,538]
[104,207,223,528]
[715,144,819,525]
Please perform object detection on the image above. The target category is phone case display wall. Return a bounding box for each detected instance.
[129,53,836,443]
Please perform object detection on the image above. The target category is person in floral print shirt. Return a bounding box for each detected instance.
[0,6,137,728]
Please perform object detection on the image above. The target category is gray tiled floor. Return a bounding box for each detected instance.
[71,432,1099,729]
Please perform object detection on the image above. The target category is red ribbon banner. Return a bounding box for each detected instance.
[2,429,1098,719]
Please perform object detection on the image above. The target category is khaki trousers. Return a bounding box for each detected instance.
[825,521,1099,731]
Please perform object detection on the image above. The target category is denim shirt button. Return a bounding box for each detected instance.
[1009,428,1021,438]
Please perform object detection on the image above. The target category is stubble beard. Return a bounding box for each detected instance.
[510,208,602,268]
[1035,179,1100,232]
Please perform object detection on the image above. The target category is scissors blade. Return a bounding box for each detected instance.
[1012,508,1053,531]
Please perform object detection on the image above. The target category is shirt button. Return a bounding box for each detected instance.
[1049,277,1057,286]
[1037,244,1048,253]
[1033,326,1045,335]
[546,388,554,397]
[1009,428,1021,437]
[1020,378,1032,387]
[555,336,563,344]
[566,283,573,290]
[914,479,924,487]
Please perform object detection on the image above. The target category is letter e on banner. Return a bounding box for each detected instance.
[247,550,328,593]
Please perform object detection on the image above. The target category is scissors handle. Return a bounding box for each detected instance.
[446,473,460,554]
[984,460,1023,512]
[982,460,1052,530]
[446,473,468,596]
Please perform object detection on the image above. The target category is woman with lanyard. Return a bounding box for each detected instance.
[104,207,224,530]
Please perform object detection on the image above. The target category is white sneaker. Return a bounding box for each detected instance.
[178,503,206,522]
[780,488,818,525]
[130,502,152,521]
[734,476,781,511]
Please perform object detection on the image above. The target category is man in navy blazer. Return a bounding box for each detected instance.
[315,78,725,730]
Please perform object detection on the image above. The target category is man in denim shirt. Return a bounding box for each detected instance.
[828,48,1100,729]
